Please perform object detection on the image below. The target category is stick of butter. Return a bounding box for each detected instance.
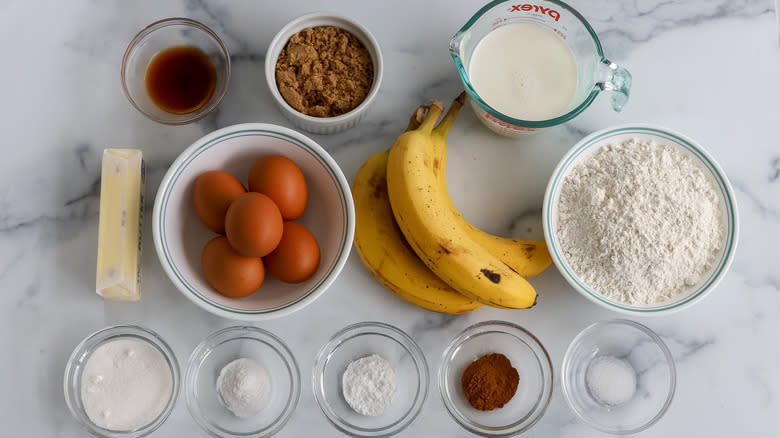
[95,149,145,301]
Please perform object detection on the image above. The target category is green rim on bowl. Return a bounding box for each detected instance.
[543,125,738,314]
[153,124,353,317]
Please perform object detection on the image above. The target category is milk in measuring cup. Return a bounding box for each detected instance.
[469,23,577,121]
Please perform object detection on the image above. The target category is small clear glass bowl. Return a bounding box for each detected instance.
[185,326,300,438]
[312,322,429,437]
[439,321,553,437]
[561,319,676,435]
[63,325,180,438]
[121,17,231,125]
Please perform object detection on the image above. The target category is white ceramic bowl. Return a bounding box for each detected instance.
[264,12,383,134]
[152,123,354,321]
[542,124,739,315]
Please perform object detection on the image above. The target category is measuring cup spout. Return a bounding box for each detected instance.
[597,59,632,112]
[449,32,466,57]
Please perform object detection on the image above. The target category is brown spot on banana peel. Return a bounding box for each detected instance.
[436,238,460,256]
[368,174,388,200]
[503,262,519,275]
[480,269,501,283]
[518,243,537,257]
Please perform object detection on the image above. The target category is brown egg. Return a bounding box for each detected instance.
[264,221,320,283]
[225,192,284,257]
[201,236,264,298]
[193,170,246,234]
[248,155,308,220]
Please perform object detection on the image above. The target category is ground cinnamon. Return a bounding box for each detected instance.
[461,353,519,411]
[275,26,374,118]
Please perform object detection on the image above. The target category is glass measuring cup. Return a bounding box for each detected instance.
[450,0,632,136]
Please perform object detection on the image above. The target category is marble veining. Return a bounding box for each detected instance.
[3,0,780,436]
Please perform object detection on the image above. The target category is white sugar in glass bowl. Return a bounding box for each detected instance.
[265,12,383,134]
[152,123,354,321]
[543,124,739,315]
[63,325,180,438]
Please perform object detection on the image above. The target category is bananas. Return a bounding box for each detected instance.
[352,149,482,314]
[427,94,552,279]
[352,93,551,312]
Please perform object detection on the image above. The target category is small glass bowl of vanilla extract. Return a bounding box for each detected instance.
[122,18,231,125]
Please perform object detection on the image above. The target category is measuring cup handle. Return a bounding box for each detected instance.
[597,60,632,112]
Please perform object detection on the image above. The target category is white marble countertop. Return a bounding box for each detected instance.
[4,0,779,436]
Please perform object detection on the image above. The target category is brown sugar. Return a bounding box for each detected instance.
[275,26,374,118]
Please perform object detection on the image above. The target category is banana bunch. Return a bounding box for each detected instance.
[352,93,551,313]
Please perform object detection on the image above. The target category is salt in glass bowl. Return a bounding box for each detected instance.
[439,321,553,437]
[185,326,300,438]
[561,319,676,435]
[121,17,231,125]
[312,321,428,437]
[63,325,180,438]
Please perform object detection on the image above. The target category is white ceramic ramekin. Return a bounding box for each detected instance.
[265,12,383,134]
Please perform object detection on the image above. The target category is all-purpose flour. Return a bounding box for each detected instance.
[556,138,725,305]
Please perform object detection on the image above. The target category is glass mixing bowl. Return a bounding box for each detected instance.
[312,322,429,437]
[121,17,230,125]
[63,325,180,438]
[561,319,676,434]
[439,321,553,437]
[185,326,300,438]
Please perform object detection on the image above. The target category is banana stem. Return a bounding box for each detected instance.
[407,105,428,131]
[417,101,444,133]
[433,92,466,138]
